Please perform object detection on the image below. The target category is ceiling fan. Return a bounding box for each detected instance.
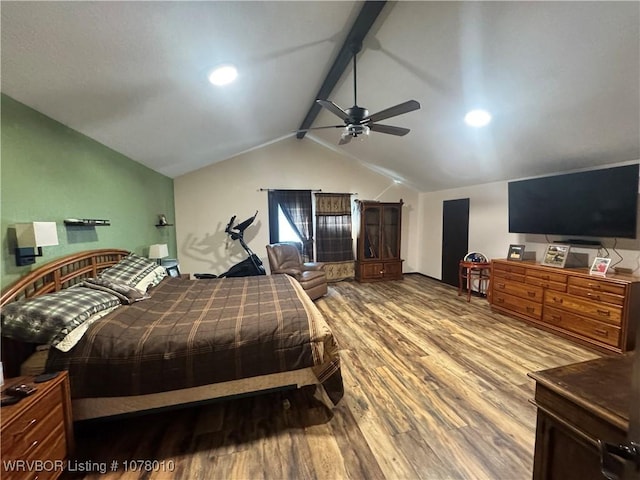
[300,42,421,145]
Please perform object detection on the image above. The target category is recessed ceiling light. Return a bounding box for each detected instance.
[208,65,238,86]
[464,109,492,127]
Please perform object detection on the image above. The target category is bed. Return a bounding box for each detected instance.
[1,249,343,421]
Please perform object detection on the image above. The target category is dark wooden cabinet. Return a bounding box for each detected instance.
[354,200,403,282]
[529,355,632,480]
[491,259,639,353]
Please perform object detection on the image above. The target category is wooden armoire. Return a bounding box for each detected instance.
[354,199,403,282]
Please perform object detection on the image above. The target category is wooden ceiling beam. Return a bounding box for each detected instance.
[296,1,387,139]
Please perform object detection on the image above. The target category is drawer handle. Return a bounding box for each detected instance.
[526,307,535,313]
[586,293,601,300]
[13,418,37,438]
[497,283,505,288]
[527,291,536,297]
[541,275,549,280]
[553,297,563,304]
[496,298,504,304]
[551,315,561,321]
[597,309,611,317]
[24,439,39,456]
[594,328,609,337]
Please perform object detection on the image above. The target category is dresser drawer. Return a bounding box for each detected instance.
[568,277,626,296]
[544,291,622,325]
[493,262,526,276]
[2,403,66,461]
[493,269,525,283]
[493,279,543,302]
[493,291,542,319]
[526,268,568,284]
[567,285,625,306]
[543,306,621,347]
[2,423,66,480]
[526,276,567,292]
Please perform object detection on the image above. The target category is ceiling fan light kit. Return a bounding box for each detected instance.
[303,41,421,143]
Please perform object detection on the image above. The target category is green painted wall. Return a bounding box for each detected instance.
[1,94,176,289]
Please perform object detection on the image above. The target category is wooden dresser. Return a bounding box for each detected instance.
[491,259,640,353]
[529,355,632,479]
[1,371,74,480]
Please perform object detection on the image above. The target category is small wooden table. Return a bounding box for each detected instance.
[458,261,491,301]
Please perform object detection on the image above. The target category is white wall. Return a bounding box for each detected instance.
[418,175,640,279]
[173,137,420,276]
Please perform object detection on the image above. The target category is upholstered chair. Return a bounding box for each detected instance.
[265,243,327,300]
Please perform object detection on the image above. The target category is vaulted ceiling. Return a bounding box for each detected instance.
[2,1,638,192]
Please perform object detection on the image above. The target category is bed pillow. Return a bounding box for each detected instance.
[80,277,149,304]
[98,253,167,293]
[1,287,122,349]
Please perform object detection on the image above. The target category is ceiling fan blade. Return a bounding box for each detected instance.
[369,124,410,136]
[295,125,344,133]
[316,99,350,122]
[338,135,353,145]
[367,100,421,123]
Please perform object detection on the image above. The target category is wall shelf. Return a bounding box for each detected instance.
[155,223,174,227]
[64,219,110,227]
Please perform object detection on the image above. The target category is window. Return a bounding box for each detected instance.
[277,205,302,244]
[268,190,313,261]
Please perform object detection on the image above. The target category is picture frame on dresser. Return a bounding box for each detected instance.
[589,257,611,276]
[507,244,526,261]
[166,264,181,278]
[542,244,570,268]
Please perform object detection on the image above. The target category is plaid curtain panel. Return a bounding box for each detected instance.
[270,190,314,261]
[316,193,354,263]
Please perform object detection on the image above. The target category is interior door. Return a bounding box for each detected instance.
[441,198,470,287]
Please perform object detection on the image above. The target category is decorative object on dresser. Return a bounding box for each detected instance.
[529,355,633,480]
[491,259,640,353]
[507,244,526,261]
[13,222,59,266]
[542,244,571,268]
[590,257,612,276]
[354,199,403,282]
[1,371,74,480]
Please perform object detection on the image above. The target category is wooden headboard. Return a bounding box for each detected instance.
[1,249,129,377]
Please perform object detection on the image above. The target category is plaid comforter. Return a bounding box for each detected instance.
[46,274,343,404]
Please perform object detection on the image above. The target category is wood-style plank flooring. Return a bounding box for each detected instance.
[63,275,599,480]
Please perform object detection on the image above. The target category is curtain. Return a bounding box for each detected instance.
[315,193,354,281]
[268,190,314,261]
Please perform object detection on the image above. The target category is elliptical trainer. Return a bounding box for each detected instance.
[194,211,266,279]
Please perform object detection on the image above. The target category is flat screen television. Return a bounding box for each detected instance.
[508,164,639,239]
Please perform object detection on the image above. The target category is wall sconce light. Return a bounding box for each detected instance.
[14,222,59,266]
[148,243,169,265]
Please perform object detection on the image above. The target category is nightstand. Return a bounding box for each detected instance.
[1,371,74,480]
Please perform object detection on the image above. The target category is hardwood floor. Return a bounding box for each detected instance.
[63,275,599,480]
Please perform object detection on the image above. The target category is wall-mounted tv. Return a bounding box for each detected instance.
[508,164,639,239]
